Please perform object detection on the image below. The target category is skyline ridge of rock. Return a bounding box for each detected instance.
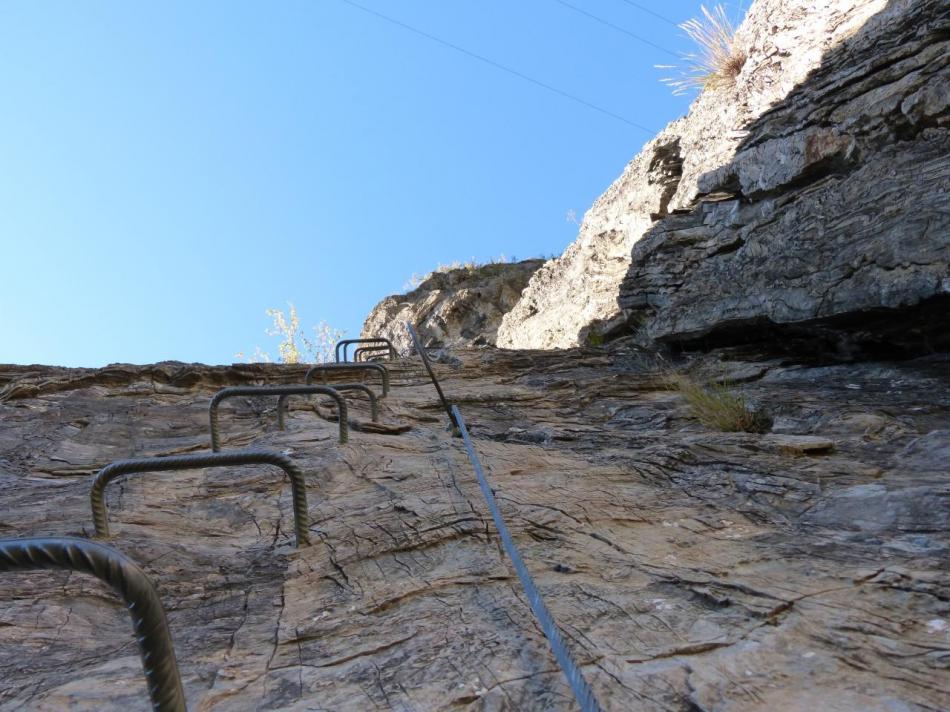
[363,0,947,357]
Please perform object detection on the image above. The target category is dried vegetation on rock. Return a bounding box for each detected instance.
[497,0,948,352]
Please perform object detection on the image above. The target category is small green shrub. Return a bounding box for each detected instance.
[669,373,770,433]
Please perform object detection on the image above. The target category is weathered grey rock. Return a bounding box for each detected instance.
[496,130,687,348]
[767,434,835,455]
[361,259,543,353]
[898,429,950,474]
[0,347,948,710]
[802,483,950,534]
[497,0,948,351]
[620,0,950,352]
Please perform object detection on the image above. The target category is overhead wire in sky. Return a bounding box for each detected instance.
[611,0,680,27]
[335,0,657,135]
[613,0,749,30]
[552,0,679,57]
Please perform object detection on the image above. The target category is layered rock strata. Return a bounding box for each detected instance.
[496,0,947,351]
[619,0,950,355]
[1,347,948,710]
[362,259,543,353]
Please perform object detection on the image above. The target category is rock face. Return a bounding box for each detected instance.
[1,348,949,710]
[497,0,947,350]
[361,259,543,353]
[619,0,950,354]
[2,3,949,709]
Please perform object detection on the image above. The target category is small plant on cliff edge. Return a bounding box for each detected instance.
[585,327,605,347]
[657,4,746,96]
[669,373,770,433]
[401,255,511,291]
[235,303,345,364]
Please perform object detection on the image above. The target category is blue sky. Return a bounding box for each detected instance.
[0,1,745,366]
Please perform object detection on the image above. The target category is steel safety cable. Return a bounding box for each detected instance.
[452,405,604,712]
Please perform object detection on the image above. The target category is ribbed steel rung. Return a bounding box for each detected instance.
[335,337,396,362]
[0,536,187,711]
[354,345,392,362]
[305,363,390,397]
[209,385,348,450]
[90,449,311,547]
[277,383,379,426]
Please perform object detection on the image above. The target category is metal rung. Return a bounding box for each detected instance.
[354,345,392,362]
[0,536,187,712]
[90,450,311,547]
[335,337,396,362]
[277,383,379,426]
[209,385,348,450]
[305,363,390,397]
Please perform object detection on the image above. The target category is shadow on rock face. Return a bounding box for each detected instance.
[614,0,950,362]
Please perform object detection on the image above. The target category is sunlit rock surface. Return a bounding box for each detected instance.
[497,0,946,350]
[619,0,950,354]
[1,348,947,710]
[362,259,543,354]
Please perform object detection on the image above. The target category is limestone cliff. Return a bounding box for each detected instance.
[2,348,948,710]
[361,259,543,353]
[619,0,949,356]
[496,0,948,351]
[4,1,949,710]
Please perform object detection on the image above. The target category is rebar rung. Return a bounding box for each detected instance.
[277,383,379,427]
[209,385,348,450]
[89,450,311,547]
[335,337,396,362]
[0,536,187,712]
[305,363,390,397]
[354,345,391,362]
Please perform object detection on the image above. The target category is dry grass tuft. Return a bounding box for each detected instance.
[657,4,746,96]
[669,373,770,433]
[402,254,515,291]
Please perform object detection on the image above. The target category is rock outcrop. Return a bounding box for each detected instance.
[361,259,543,353]
[619,0,949,355]
[497,0,948,351]
[1,348,948,710]
[3,3,949,710]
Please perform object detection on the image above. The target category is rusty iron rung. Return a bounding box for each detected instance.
[335,337,396,362]
[209,385,348,450]
[354,345,392,362]
[0,536,187,712]
[305,363,389,398]
[277,383,378,427]
[90,450,311,547]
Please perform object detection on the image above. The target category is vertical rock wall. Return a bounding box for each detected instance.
[361,259,544,353]
[619,0,949,355]
[496,0,892,349]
